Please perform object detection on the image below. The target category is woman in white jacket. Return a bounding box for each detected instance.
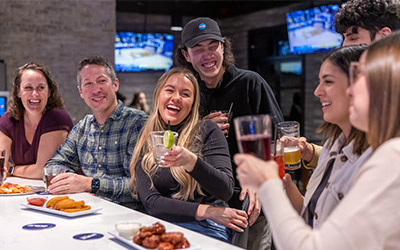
[234,32,400,250]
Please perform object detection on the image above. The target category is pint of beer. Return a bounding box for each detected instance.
[277,121,301,170]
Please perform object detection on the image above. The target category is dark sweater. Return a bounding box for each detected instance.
[199,65,284,188]
[135,120,234,222]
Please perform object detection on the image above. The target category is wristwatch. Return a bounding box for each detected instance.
[8,166,14,176]
[91,178,100,193]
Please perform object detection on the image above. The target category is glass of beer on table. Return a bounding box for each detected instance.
[234,114,272,161]
[43,165,66,190]
[277,121,301,170]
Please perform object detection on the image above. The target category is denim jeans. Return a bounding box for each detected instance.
[174,219,229,242]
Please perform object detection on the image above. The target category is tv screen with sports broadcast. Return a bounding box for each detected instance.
[286,4,343,54]
[115,32,174,72]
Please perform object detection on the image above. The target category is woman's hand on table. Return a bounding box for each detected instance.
[162,146,197,172]
[196,204,248,232]
[48,173,92,194]
[240,187,261,226]
[234,154,279,190]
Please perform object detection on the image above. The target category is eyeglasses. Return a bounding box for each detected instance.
[349,62,364,85]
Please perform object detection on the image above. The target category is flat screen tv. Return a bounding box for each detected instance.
[115,32,174,72]
[286,4,343,54]
[0,91,9,117]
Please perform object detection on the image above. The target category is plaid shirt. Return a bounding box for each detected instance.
[46,101,147,206]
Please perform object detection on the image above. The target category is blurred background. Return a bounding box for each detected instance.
[0,0,348,144]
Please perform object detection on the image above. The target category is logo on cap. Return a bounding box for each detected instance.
[199,23,206,30]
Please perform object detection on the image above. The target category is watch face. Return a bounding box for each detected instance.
[91,178,100,190]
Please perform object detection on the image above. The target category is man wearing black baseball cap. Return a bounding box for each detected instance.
[176,17,283,250]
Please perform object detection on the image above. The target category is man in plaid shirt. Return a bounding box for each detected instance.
[46,56,147,208]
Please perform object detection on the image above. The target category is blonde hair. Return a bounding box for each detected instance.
[129,67,204,200]
[365,32,400,150]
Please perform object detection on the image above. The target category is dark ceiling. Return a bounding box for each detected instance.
[116,1,307,19]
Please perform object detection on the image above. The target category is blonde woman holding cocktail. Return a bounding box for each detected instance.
[281,45,371,229]
[129,67,247,242]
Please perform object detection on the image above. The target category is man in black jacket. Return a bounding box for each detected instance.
[175,17,283,249]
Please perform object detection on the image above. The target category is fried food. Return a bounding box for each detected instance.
[142,235,160,249]
[151,222,166,235]
[45,195,91,213]
[174,237,190,249]
[53,199,84,210]
[133,222,190,249]
[46,196,69,208]
[59,205,91,213]
[158,242,174,250]
[133,234,142,245]
[161,232,183,245]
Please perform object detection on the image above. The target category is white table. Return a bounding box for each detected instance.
[1,177,243,250]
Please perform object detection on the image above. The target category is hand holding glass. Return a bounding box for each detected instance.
[150,131,178,166]
[211,110,233,138]
[234,115,271,160]
[277,121,301,170]
[44,165,66,189]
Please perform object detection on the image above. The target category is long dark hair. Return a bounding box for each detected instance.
[317,45,369,155]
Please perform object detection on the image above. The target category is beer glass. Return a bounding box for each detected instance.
[234,114,272,160]
[150,131,178,166]
[277,121,301,170]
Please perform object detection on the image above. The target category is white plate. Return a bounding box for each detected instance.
[108,230,200,250]
[21,203,102,217]
[0,186,45,196]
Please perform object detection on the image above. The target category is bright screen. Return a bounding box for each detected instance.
[0,97,6,116]
[115,32,174,72]
[286,4,343,54]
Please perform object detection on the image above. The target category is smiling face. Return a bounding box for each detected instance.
[157,73,194,126]
[348,52,370,132]
[314,60,351,132]
[182,39,225,87]
[18,69,49,116]
[78,64,119,121]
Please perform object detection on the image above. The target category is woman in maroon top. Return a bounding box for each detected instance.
[0,62,73,180]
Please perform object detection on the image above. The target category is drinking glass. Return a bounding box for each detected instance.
[274,140,286,179]
[234,114,272,160]
[150,131,178,166]
[211,109,233,138]
[43,165,66,190]
[0,150,5,184]
[277,121,301,170]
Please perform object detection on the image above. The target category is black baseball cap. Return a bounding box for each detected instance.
[181,17,224,48]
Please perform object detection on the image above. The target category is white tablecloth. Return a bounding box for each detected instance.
[1,177,243,250]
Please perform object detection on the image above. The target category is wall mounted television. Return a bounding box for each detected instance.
[115,32,174,72]
[286,4,343,54]
[0,91,9,117]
